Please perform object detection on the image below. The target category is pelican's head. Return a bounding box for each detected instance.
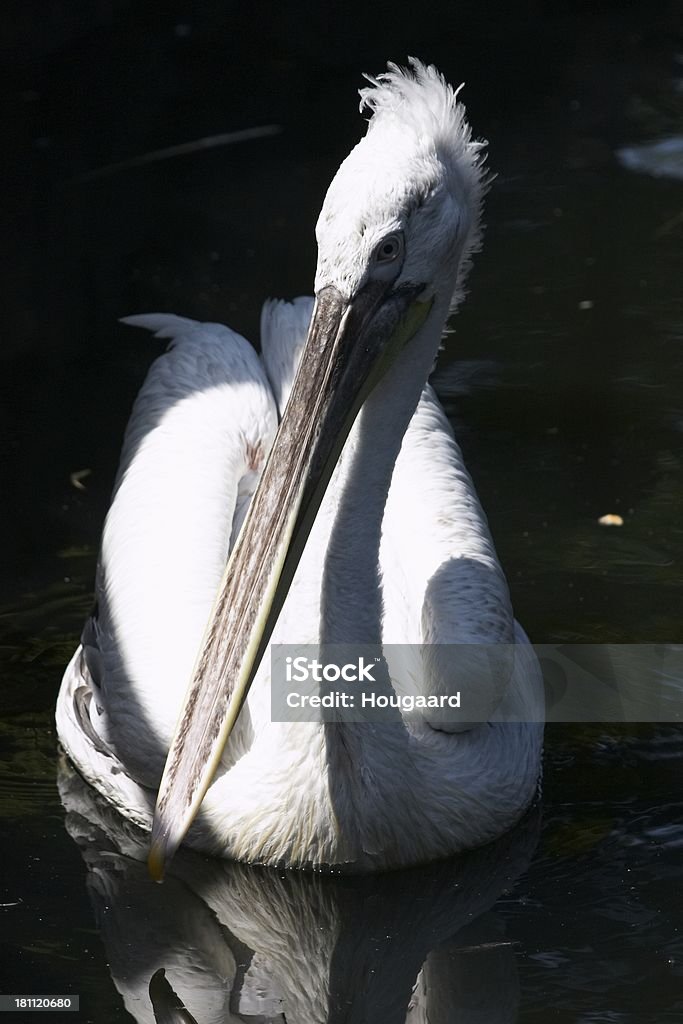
[149,62,488,878]
[316,59,487,319]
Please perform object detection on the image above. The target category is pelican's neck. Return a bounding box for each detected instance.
[313,300,450,867]
[320,299,448,644]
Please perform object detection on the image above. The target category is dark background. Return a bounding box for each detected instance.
[2,0,681,621]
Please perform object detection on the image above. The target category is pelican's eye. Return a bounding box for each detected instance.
[369,232,405,282]
[374,233,404,264]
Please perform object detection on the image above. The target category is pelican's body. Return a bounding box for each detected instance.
[57,61,543,872]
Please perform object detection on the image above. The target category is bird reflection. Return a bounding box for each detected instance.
[59,757,539,1024]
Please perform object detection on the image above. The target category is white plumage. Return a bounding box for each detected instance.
[57,60,543,872]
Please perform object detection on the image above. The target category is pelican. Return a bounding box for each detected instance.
[56,59,544,876]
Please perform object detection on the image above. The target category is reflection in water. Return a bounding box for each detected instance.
[149,970,200,1024]
[59,759,540,1024]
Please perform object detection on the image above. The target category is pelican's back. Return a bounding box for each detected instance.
[58,314,279,790]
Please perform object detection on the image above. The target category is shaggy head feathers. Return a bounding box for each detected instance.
[360,59,483,168]
[315,59,489,311]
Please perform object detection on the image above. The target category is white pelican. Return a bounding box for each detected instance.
[56,59,544,876]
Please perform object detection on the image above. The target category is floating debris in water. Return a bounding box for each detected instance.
[616,137,683,181]
[67,125,282,185]
[598,513,624,527]
[69,468,91,491]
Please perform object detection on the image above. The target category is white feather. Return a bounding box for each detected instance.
[259,295,314,416]
[56,60,543,871]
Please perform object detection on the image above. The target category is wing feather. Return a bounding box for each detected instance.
[61,316,278,787]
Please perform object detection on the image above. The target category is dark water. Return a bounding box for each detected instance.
[2,3,682,1020]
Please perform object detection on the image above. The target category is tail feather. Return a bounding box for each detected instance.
[120,313,199,339]
[259,296,313,415]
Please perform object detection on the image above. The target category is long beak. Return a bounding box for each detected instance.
[148,280,431,879]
